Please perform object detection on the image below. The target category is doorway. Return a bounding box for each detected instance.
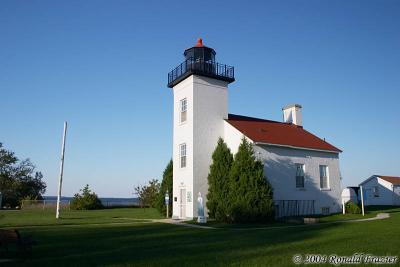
[179,188,186,219]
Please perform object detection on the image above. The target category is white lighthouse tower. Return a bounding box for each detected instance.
[168,39,235,219]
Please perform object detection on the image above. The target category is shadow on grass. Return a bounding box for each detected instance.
[365,205,400,213]
[12,220,342,267]
[8,207,400,266]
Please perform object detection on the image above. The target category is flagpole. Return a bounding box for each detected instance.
[56,121,67,219]
[360,185,365,216]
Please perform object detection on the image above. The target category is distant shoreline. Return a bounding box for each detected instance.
[44,196,138,200]
[44,196,139,206]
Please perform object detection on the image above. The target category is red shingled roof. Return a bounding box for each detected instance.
[226,114,342,153]
[377,176,400,185]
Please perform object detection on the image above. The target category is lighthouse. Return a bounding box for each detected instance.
[168,39,235,219]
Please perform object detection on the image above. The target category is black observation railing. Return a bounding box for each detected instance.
[168,59,235,88]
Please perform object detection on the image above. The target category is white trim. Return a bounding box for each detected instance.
[254,142,340,154]
[320,188,331,191]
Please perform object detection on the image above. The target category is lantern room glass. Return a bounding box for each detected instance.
[184,47,215,63]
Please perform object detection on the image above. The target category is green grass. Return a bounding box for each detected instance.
[0,208,162,228]
[1,207,400,266]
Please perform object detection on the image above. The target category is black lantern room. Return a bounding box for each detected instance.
[184,38,216,63]
[168,38,235,88]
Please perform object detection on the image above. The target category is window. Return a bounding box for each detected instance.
[319,165,329,189]
[373,186,379,197]
[321,207,330,215]
[180,98,187,123]
[295,164,305,188]
[180,143,186,168]
[187,191,192,202]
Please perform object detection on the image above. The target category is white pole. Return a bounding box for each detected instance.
[342,199,345,214]
[360,185,365,216]
[56,121,68,219]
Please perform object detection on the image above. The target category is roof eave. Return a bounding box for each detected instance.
[254,142,342,154]
[359,175,377,186]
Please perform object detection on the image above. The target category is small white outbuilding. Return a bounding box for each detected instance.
[359,175,400,206]
[341,187,358,204]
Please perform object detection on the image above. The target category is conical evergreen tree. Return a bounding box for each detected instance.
[206,138,233,221]
[155,160,173,217]
[227,137,274,223]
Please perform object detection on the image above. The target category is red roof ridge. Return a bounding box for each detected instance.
[226,113,342,153]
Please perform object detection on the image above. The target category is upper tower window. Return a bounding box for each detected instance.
[180,98,187,123]
[180,143,186,168]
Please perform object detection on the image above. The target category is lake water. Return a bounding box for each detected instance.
[44,196,139,207]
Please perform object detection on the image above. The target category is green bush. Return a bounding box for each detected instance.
[70,184,104,210]
[155,160,173,217]
[134,179,160,209]
[345,201,361,214]
[227,138,274,223]
[206,138,233,221]
[205,137,275,223]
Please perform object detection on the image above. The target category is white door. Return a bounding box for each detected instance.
[394,186,400,205]
[179,189,186,219]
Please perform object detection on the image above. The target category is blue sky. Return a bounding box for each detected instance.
[1,0,399,197]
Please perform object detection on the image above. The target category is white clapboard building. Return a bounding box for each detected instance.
[168,39,343,219]
[359,175,400,206]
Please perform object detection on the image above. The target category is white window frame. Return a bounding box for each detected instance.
[319,165,330,190]
[295,163,305,189]
[179,143,186,168]
[180,98,187,123]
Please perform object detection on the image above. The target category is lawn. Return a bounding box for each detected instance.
[0,208,162,227]
[1,207,399,266]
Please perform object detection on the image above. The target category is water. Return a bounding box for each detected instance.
[44,196,139,207]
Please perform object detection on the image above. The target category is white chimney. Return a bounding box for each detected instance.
[282,104,302,126]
